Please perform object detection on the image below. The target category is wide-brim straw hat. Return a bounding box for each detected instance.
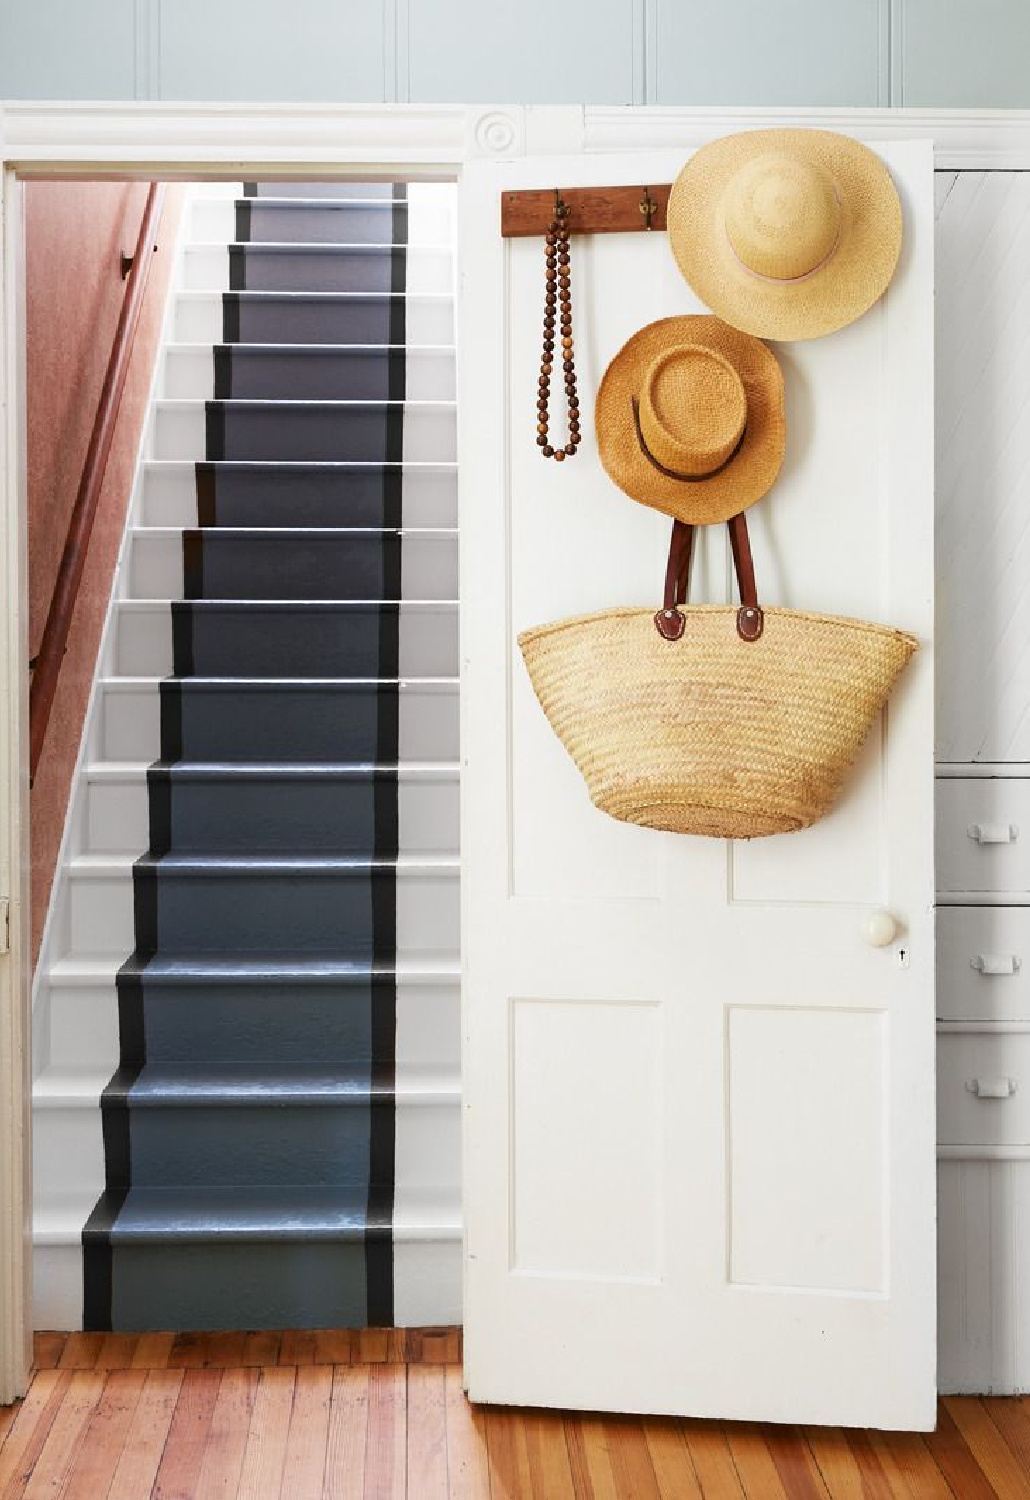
[595,315,785,525]
[667,128,903,341]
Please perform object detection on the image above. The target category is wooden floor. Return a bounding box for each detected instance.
[2,1333,1030,1499]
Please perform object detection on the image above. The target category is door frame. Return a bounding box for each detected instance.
[1,101,1029,1405]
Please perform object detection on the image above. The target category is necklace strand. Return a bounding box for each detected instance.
[536,208,581,461]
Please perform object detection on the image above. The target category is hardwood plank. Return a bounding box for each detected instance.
[242,1332,282,1368]
[193,1367,258,1500]
[407,1364,448,1499]
[681,1420,746,1499]
[280,1365,331,1499]
[803,1428,864,1499]
[21,1371,105,1499]
[363,1364,406,1500]
[94,1335,139,1371]
[723,1423,789,1500]
[31,1337,66,1373]
[567,1416,619,1500]
[56,1335,104,1371]
[279,1330,317,1367]
[387,1331,414,1364]
[324,1364,369,1500]
[604,1417,661,1500]
[764,1427,831,1500]
[106,1369,184,1500]
[443,1367,491,1500]
[641,1418,703,1500]
[314,1331,354,1367]
[924,1401,1000,1500]
[0,1372,70,1497]
[358,1331,390,1365]
[131,1334,175,1370]
[487,1408,533,1500]
[983,1396,1030,1474]
[944,1396,1030,1497]
[419,1332,453,1366]
[168,1333,215,1368]
[846,1431,898,1500]
[151,1366,222,1500]
[236,1366,296,1500]
[0,1403,18,1454]
[521,1410,575,1500]
[61,1369,147,1500]
[867,1432,954,1500]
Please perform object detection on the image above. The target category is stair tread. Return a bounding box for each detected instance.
[36,1062,459,1102]
[168,340,456,353]
[147,458,459,468]
[111,1061,460,1102]
[179,288,453,301]
[162,396,457,408]
[86,1184,461,1243]
[120,599,459,611]
[103,675,459,687]
[138,525,458,536]
[87,759,460,781]
[47,951,460,985]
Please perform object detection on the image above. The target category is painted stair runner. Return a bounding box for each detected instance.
[81,182,429,1331]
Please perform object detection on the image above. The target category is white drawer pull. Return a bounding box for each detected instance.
[965,1077,1018,1100]
[967,822,1019,844]
[971,953,1022,975]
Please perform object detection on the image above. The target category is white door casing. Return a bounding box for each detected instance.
[459,143,936,1428]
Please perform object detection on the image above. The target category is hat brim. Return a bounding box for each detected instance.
[667,129,903,341]
[595,316,785,525]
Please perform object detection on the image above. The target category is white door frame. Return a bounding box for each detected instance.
[1,101,1029,1405]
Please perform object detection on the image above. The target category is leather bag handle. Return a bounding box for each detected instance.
[654,513,764,643]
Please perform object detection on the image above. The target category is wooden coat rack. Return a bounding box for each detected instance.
[500,184,673,238]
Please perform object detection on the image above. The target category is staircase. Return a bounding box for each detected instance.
[32,180,462,1331]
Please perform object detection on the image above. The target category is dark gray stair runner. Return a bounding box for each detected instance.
[83,183,412,1332]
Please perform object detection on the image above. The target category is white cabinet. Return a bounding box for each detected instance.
[936,169,1030,1393]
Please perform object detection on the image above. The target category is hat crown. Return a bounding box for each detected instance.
[723,152,841,282]
[639,345,747,479]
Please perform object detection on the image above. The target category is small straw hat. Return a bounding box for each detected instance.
[595,315,785,525]
[667,128,903,341]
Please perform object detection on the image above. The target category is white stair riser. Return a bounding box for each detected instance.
[34,1234,463,1331]
[162,345,457,401]
[396,1102,461,1191]
[127,528,460,601]
[182,245,453,296]
[86,775,461,856]
[112,607,174,676]
[152,401,458,463]
[392,1241,463,1326]
[189,195,455,247]
[67,866,459,955]
[45,984,120,1072]
[173,293,456,347]
[33,1108,104,1215]
[141,461,460,529]
[101,682,460,762]
[45,976,459,1074]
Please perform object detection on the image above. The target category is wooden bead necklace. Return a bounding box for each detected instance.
[536,200,581,461]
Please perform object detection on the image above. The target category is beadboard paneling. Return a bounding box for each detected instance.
[935,171,1030,764]
[406,0,640,104]
[157,0,386,102]
[0,0,137,99]
[651,0,888,106]
[896,0,1030,106]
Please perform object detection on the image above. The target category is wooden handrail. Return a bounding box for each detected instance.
[29,181,167,783]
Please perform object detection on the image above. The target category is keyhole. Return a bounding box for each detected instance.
[897,947,910,970]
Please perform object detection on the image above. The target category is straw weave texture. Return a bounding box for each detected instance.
[519,605,917,838]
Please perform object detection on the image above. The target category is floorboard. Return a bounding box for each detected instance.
[1,1331,1027,1497]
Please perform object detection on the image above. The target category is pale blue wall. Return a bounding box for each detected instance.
[0,0,1026,104]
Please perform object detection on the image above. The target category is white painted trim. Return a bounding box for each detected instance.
[0,98,1020,1398]
[0,163,31,1404]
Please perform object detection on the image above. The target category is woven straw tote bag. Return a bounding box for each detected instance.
[518,513,918,839]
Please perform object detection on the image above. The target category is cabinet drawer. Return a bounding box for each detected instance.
[938,1032,1030,1148]
[938,908,1030,1021]
[937,779,1030,895]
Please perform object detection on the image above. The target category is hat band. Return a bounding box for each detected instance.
[631,397,746,483]
[724,192,843,286]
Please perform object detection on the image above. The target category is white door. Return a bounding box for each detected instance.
[459,140,936,1430]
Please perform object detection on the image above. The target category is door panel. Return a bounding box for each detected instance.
[460,142,935,1428]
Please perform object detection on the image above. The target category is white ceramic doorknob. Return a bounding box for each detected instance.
[863,909,898,948]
